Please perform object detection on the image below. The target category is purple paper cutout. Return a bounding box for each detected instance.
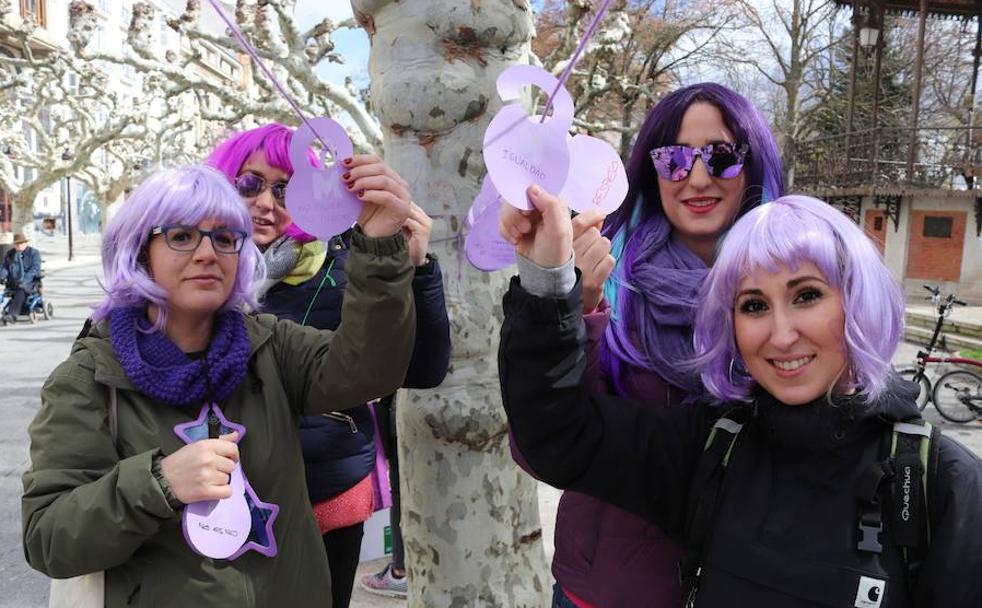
[285,116,362,240]
[484,65,574,211]
[559,134,629,215]
[465,176,516,271]
[173,404,279,560]
[183,464,250,559]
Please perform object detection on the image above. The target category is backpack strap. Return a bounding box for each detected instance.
[680,407,748,606]
[890,420,935,592]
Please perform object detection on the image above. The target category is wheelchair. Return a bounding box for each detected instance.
[1,272,54,325]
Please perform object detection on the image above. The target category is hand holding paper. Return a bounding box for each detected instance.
[499,185,573,270]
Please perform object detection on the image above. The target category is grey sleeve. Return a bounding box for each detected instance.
[516,254,576,298]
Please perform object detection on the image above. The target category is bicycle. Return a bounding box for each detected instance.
[932,367,982,423]
[897,285,970,410]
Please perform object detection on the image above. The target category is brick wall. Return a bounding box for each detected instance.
[864,209,886,255]
[905,210,966,282]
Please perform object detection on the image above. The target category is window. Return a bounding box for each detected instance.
[873,217,883,231]
[923,216,953,238]
[19,0,46,28]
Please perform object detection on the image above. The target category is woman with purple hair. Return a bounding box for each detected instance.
[22,165,417,606]
[499,190,982,607]
[207,124,450,606]
[505,83,784,607]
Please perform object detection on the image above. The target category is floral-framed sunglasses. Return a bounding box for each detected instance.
[234,172,289,205]
[649,142,750,182]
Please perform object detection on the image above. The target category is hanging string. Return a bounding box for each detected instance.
[539,0,614,124]
[203,0,331,152]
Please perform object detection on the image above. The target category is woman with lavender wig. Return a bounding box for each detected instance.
[505,83,784,607]
[207,124,450,606]
[22,165,416,607]
[500,192,982,607]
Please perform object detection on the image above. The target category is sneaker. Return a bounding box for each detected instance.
[360,563,408,599]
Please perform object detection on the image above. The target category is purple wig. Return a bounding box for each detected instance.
[601,83,785,398]
[692,195,904,403]
[92,166,265,331]
[205,123,317,244]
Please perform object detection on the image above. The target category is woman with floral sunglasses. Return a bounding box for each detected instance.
[503,83,784,607]
[207,124,450,607]
[22,165,416,606]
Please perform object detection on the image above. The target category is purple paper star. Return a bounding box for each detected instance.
[173,403,279,559]
[173,403,246,445]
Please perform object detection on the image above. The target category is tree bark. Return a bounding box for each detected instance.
[350,1,549,606]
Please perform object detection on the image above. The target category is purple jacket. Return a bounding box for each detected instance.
[529,303,686,607]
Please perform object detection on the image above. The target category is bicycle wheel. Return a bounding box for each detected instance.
[932,370,982,423]
[898,367,932,410]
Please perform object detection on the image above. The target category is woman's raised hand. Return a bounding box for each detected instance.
[343,154,412,239]
[499,185,573,269]
[403,202,433,267]
[159,432,240,504]
[572,210,614,313]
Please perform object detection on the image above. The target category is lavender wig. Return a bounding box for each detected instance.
[692,195,904,403]
[601,83,785,398]
[92,166,264,331]
[206,123,316,243]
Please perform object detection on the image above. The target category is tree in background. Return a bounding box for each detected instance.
[534,0,739,158]
[0,2,159,235]
[711,0,842,189]
[349,0,549,605]
[69,0,383,151]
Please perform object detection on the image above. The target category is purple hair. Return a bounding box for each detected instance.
[92,166,265,331]
[205,123,317,244]
[601,83,785,398]
[692,195,904,403]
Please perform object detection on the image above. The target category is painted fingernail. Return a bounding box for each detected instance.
[357,190,365,198]
[342,172,350,180]
[346,183,354,191]
[343,158,352,166]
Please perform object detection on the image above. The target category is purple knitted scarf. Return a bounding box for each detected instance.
[110,307,251,407]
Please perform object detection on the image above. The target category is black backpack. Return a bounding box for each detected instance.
[679,409,941,607]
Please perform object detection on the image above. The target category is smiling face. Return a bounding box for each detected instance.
[733,261,851,405]
[658,102,746,263]
[239,149,293,248]
[146,218,239,321]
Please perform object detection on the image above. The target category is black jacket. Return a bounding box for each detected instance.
[500,276,982,608]
[262,232,450,503]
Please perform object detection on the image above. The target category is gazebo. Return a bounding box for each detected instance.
[795,0,982,302]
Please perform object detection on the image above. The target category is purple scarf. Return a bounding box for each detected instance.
[603,215,707,398]
[110,307,251,407]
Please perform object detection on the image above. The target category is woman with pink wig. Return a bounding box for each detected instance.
[207,124,450,606]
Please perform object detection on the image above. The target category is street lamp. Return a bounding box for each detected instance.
[859,26,879,50]
[61,149,74,261]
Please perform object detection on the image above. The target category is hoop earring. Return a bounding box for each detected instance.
[728,357,750,385]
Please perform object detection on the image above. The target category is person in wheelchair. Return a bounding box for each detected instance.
[1,233,42,324]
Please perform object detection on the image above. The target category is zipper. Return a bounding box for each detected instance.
[323,411,357,433]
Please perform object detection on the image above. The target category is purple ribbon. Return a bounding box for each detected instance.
[540,0,614,124]
[203,0,332,151]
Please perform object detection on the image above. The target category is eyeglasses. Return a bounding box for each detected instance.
[151,225,248,254]
[235,173,288,205]
[649,142,750,182]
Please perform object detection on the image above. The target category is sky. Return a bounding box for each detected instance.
[291,1,370,89]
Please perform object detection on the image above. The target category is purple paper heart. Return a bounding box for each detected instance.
[285,117,362,240]
[483,65,574,211]
[559,134,629,215]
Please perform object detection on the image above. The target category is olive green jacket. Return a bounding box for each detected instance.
[22,231,415,607]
